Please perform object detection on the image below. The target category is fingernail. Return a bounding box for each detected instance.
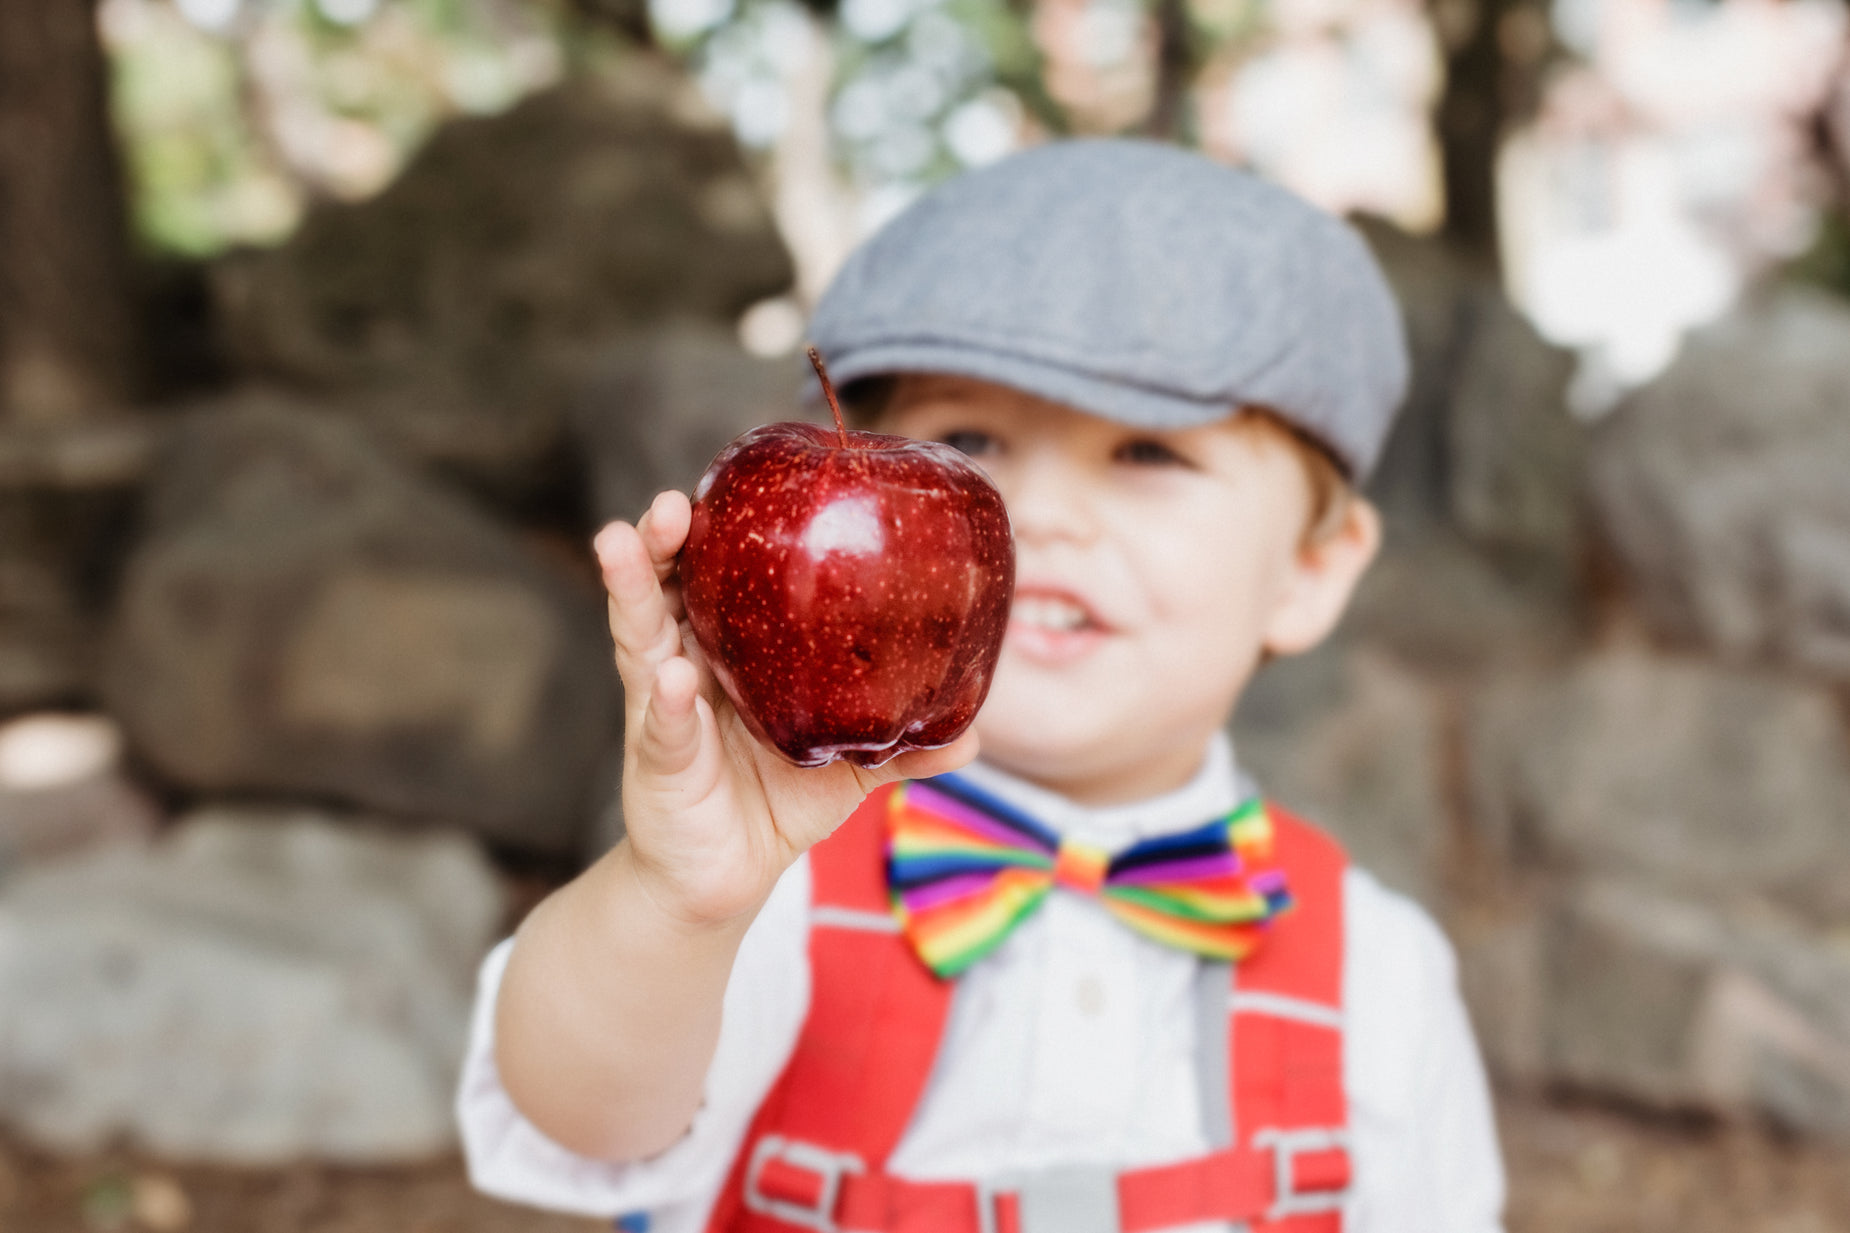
[592,524,624,561]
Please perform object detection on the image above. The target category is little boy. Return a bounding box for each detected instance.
[458,140,1506,1233]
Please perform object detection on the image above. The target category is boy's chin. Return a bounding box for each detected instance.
[970,705,1125,789]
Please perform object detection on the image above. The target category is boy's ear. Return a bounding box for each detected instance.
[1260,497,1381,657]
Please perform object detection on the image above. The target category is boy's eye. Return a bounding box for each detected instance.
[939,429,997,458]
[1115,437,1187,467]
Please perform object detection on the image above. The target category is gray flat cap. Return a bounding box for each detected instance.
[807,139,1409,479]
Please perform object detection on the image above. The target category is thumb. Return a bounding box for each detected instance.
[635,655,707,780]
[872,728,981,787]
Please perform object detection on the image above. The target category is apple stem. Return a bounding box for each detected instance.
[808,345,851,449]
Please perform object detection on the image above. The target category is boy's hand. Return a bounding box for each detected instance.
[597,490,979,929]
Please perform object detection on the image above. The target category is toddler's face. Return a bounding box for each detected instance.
[880,374,1376,805]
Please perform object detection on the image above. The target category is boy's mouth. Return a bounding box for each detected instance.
[1012,594,1094,633]
[1006,586,1109,664]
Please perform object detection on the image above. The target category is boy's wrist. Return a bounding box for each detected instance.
[608,837,773,941]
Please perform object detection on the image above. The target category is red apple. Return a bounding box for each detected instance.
[678,348,1014,768]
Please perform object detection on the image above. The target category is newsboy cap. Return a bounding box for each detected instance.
[806,139,1410,479]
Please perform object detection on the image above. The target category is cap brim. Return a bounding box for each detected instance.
[804,341,1241,431]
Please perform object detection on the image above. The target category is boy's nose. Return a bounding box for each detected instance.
[999,455,1101,546]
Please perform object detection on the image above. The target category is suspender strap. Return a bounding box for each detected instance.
[1232,807,1348,1232]
[711,786,956,1233]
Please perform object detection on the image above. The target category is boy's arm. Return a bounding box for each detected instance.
[493,839,761,1161]
[460,865,813,1216]
[491,491,976,1162]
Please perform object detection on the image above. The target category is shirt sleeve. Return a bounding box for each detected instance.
[456,855,814,1226]
[1342,869,1507,1233]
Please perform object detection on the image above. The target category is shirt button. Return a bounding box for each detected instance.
[1076,975,1106,1016]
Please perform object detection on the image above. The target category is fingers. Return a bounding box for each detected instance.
[595,520,679,702]
[635,656,707,780]
[636,491,691,583]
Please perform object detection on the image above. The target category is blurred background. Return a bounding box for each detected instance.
[2,0,1850,1229]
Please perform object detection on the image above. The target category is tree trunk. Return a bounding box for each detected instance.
[0,0,142,423]
[1434,0,1516,265]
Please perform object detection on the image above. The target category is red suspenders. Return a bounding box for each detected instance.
[706,785,1351,1233]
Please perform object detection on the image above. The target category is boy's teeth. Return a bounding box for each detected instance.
[1015,597,1089,632]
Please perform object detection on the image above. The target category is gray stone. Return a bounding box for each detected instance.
[1356,219,1475,530]
[571,322,809,525]
[1542,878,1850,1137]
[103,399,620,855]
[1445,297,1583,558]
[1233,645,1447,909]
[1453,907,1549,1087]
[1468,649,1850,923]
[0,775,159,878]
[1590,286,1850,680]
[0,808,503,1162]
[212,74,794,497]
[1359,222,1583,562]
[1343,530,1580,677]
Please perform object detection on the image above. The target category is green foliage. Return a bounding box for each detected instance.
[105,0,565,258]
[1784,204,1850,303]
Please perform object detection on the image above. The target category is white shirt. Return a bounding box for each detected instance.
[458,738,1506,1233]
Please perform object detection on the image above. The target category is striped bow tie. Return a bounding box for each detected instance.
[884,773,1293,978]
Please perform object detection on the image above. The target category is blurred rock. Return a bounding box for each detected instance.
[1543,878,1850,1138]
[0,807,502,1162]
[1445,298,1583,557]
[1345,531,1580,677]
[103,399,619,855]
[1233,646,1447,908]
[1468,649,1850,922]
[571,322,807,524]
[0,773,157,878]
[1359,220,1471,529]
[213,74,794,499]
[1591,286,1850,680]
[1361,222,1583,561]
[1454,907,1549,1087]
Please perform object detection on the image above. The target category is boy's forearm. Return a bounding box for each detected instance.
[492,840,761,1162]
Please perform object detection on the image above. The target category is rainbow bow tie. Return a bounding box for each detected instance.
[884,773,1293,978]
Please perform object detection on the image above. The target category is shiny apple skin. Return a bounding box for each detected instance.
[679,422,1015,768]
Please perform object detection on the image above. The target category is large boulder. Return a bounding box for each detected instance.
[103,398,619,855]
[1343,530,1581,677]
[570,322,808,525]
[1444,297,1582,558]
[212,72,794,499]
[1542,878,1850,1137]
[0,808,503,1162]
[1590,286,1850,681]
[1467,649,1850,924]
[1455,873,1850,1139]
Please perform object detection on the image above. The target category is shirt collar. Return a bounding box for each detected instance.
[951,733,1254,851]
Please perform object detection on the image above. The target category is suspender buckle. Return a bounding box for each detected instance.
[1254,1127,1352,1220]
[978,1166,1121,1233]
[742,1135,865,1232]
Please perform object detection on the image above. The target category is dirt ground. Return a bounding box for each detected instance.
[5,1090,1849,1233]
